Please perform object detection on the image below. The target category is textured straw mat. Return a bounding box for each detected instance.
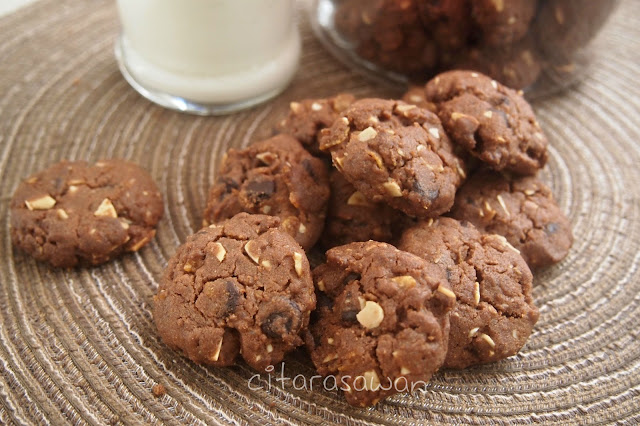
[1,0,640,424]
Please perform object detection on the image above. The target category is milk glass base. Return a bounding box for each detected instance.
[114,33,301,116]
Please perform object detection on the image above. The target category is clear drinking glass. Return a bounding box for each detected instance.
[115,0,301,115]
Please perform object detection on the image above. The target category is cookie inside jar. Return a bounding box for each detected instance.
[310,0,620,96]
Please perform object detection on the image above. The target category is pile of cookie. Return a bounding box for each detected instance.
[156,70,572,406]
[332,0,618,89]
[9,70,573,407]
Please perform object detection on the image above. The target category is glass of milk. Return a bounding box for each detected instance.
[115,0,301,115]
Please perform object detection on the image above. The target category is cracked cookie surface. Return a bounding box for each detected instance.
[319,98,466,218]
[398,217,539,369]
[276,93,356,156]
[450,170,573,268]
[203,134,330,250]
[10,159,163,268]
[154,213,316,371]
[306,241,455,406]
[423,70,548,175]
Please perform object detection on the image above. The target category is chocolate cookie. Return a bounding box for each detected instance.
[154,213,316,371]
[320,169,407,248]
[450,170,573,268]
[10,159,163,268]
[203,134,330,250]
[306,241,455,406]
[472,0,537,47]
[423,70,548,175]
[319,98,466,218]
[398,217,539,369]
[276,94,356,156]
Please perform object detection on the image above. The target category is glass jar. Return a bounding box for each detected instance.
[311,0,619,97]
[115,0,301,115]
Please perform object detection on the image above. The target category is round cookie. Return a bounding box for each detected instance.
[10,159,163,268]
[450,170,573,268]
[423,70,548,175]
[319,98,466,218]
[203,134,330,250]
[154,213,316,371]
[320,169,407,248]
[306,241,456,406]
[275,94,356,156]
[471,0,537,47]
[398,217,539,369]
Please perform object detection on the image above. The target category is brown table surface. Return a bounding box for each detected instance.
[1,0,639,424]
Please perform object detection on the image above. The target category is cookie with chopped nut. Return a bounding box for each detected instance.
[306,241,455,407]
[154,213,316,371]
[398,217,539,369]
[450,170,573,268]
[10,159,163,268]
[203,134,330,250]
[423,70,548,175]
[471,0,537,47]
[320,169,407,247]
[319,98,466,218]
[276,94,356,155]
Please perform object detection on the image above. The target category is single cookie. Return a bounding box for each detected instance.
[417,0,472,50]
[471,0,537,47]
[306,241,455,406]
[450,170,573,268]
[203,134,330,250]
[276,94,356,156]
[154,213,316,371]
[398,217,539,369]
[320,169,407,247]
[423,70,548,175]
[319,98,466,218]
[10,159,163,268]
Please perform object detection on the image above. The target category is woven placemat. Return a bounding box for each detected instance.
[1,0,639,424]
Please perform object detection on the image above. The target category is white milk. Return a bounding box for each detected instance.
[115,0,300,108]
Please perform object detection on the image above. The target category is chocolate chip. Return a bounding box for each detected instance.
[261,300,302,339]
[341,309,359,324]
[245,180,275,204]
[223,280,240,316]
[218,177,239,199]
